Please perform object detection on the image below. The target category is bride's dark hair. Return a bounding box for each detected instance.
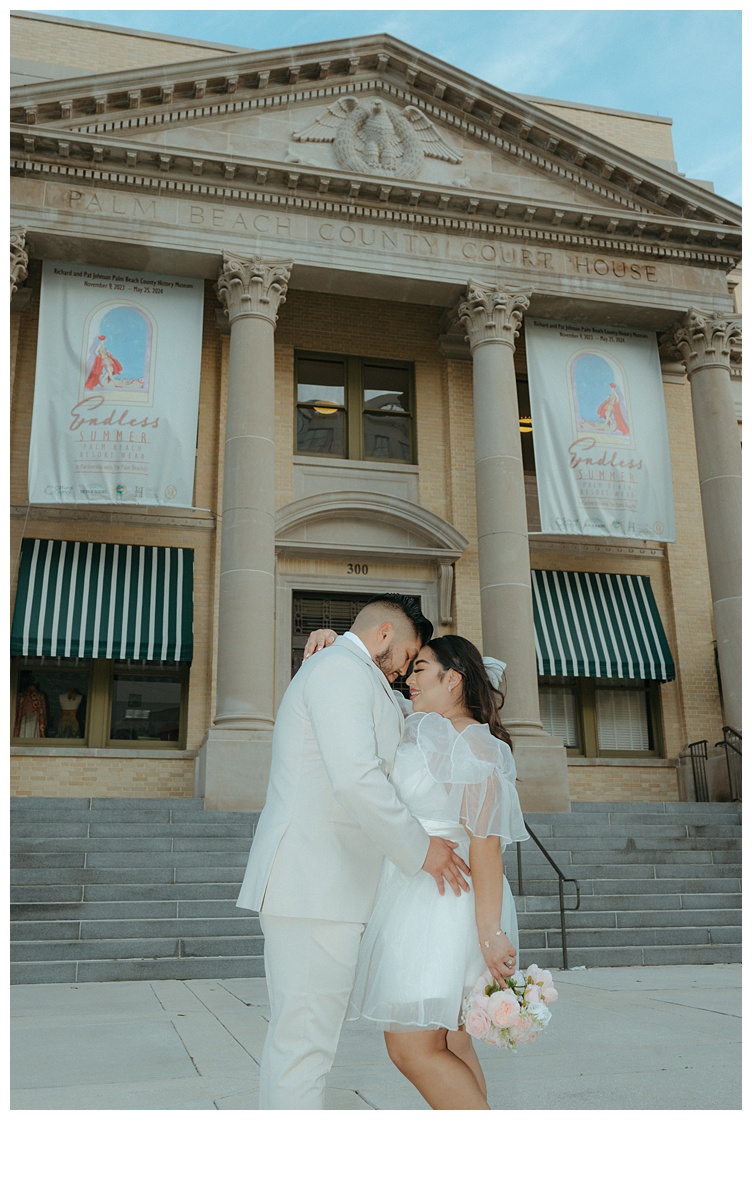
[428,635,513,750]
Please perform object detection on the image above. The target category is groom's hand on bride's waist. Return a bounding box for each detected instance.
[422,837,471,897]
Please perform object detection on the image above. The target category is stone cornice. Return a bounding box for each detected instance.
[9,128,740,269]
[10,33,741,231]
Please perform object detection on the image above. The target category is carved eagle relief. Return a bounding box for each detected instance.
[292,98,463,179]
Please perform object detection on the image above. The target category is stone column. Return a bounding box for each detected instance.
[454,281,570,811]
[196,255,292,809]
[662,309,742,729]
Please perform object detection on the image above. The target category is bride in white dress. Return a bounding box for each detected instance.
[307,630,528,1110]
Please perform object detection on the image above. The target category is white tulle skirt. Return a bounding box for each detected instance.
[347,822,520,1032]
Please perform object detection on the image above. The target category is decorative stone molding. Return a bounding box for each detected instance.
[661,309,742,376]
[10,226,28,300]
[455,280,531,352]
[275,492,468,567]
[216,256,292,326]
[437,564,454,625]
[291,97,462,180]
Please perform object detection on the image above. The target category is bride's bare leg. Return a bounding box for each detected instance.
[384,1029,490,1110]
[447,1029,487,1100]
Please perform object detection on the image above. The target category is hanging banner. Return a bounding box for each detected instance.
[28,261,204,507]
[525,318,676,541]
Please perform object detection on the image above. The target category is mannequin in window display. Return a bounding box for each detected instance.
[13,681,48,738]
[57,687,83,737]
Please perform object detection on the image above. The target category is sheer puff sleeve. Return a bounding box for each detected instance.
[405,712,529,845]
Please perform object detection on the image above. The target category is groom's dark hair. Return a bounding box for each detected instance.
[358,593,433,645]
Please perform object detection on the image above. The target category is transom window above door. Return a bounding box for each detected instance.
[295,351,415,463]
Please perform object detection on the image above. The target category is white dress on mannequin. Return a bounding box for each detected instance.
[347,710,529,1032]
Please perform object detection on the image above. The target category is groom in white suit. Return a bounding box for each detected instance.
[236,594,470,1109]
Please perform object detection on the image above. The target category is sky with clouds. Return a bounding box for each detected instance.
[35,4,742,204]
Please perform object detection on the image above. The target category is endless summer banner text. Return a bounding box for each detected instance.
[525,318,676,542]
[28,262,204,507]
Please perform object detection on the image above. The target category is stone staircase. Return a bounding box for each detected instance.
[10,796,261,984]
[510,801,742,969]
[10,796,741,983]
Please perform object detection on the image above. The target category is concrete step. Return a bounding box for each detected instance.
[518,836,740,853]
[518,890,742,913]
[533,808,742,826]
[526,820,742,838]
[10,795,206,810]
[519,908,742,934]
[11,883,244,903]
[10,821,257,839]
[567,801,739,814]
[529,944,742,969]
[10,914,262,940]
[10,901,260,924]
[11,933,264,961]
[510,875,741,896]
[521,923,741,949]
[10,866,246,885]
[10,954,265,985]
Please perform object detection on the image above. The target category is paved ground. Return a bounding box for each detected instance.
[10,964,741,1110]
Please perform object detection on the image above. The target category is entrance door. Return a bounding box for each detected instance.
[290,591,419,695]
[291,592,368,677]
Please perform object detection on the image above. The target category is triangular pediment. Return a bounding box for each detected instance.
[11,33,741,258]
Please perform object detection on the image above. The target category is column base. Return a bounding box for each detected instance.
[509,732,571,813]
[195,727,273,811]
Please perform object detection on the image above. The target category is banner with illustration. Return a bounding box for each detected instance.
[28,262,204,507]
[525,318,676,542]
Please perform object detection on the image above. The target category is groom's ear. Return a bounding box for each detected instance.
[377,621,394,644]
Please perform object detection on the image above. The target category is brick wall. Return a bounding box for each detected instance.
[530,99,676,164]
[10,13,238,74]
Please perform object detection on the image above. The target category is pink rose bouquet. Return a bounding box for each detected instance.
[460,964,557,1051]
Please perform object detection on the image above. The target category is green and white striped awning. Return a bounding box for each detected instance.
[532,569,675,682]
[11,539,194,662]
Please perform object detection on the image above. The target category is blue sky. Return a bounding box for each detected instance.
[35,4,742,204]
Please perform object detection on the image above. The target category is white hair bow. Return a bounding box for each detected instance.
[482,656,507,689]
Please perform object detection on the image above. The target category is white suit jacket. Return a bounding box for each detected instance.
[236,637,431,922]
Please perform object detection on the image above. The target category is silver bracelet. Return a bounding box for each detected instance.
[480,930,507,949]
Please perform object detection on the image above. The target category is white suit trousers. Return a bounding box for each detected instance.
[259,914,365,1110]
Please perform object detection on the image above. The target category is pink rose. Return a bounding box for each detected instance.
[541,984,558,1005]
[524,984,542,1005]
[511,1015,538,1044]
[487,989,521,1029]
[464,1005,492,1040]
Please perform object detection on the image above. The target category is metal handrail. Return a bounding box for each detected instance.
[515,821,581,971]
[685,739,710,803]
[714,725,742,801]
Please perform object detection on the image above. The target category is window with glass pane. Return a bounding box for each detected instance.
[13,664,90,741]
[296,357,346,456]
[539,684,579,748]
[362,363,412,461]
[110,670,183,742]
[595,685,652,751]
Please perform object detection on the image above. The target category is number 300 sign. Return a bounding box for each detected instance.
[347,563,369,575]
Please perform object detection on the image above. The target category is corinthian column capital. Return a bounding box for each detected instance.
[661,308,742,376]
[455,280,531,352]
[11,226,29,300]
[216,255,292,325]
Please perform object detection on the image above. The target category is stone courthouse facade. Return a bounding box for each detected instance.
[10,12,742,813]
